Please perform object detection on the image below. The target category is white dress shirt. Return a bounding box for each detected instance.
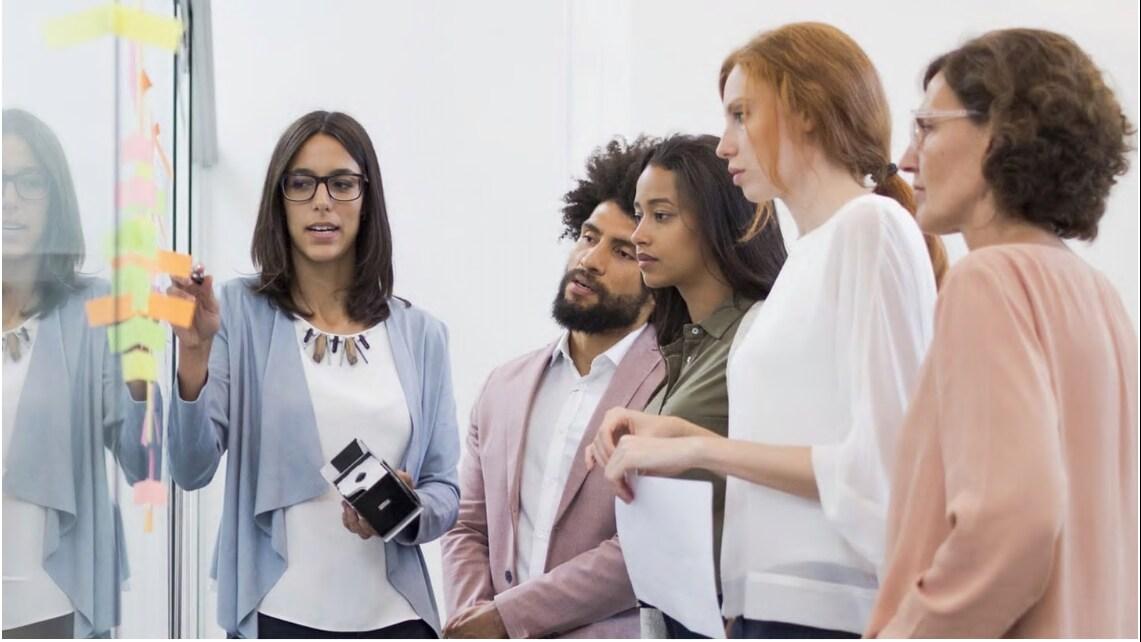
[515,324,647,583]
[3,318,75,630]
[722,194,936,633]
[258,319,421,632]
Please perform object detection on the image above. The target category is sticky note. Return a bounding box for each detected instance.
[118,176,157,210]
[42,5,111,48]
[122,350,157,382]
[148,292,195,328]
[108,317,164,353]
[86,294,134,326]
[157,250,192,277]
[109,5,183,51]
[131,162,155,181]
[114,264,152,312]
[121,133,153,165]
[105,218,157,256]
[43,4,183,52]
[132,479,167,506]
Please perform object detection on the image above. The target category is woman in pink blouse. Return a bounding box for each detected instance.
[868,29,1138,638]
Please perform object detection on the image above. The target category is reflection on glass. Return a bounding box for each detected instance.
[2,109,159,639]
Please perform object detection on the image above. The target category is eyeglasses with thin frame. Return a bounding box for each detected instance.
[2,170,50,200]
[281,173,368,202]
[910,108,983,147]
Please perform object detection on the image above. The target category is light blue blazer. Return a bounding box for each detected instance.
[3,278,155,638]
[167,277,460,638]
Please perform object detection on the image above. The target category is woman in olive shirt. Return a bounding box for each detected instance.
[598,134,786,638]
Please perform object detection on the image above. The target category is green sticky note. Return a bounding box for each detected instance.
[105,218,158,255]
[108,317,164,353]
[122,350,156,382]
[113,264,152,312]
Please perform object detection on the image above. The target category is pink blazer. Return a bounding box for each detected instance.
[442,327,664,638]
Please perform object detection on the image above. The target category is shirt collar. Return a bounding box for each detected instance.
[550,323,648,371]
[688,294,755,341]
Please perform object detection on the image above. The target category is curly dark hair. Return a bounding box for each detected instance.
[925,29,1135,240]
[560,135,657,240]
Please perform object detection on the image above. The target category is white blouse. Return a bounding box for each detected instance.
[722,194,936,633]
[3,318,75,630]
[258,319,421,632]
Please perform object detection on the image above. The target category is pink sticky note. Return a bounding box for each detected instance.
[121,133,153,164]
[118,175,157,209]
[132,479,167,506]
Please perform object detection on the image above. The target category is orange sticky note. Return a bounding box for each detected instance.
[111,254,155,271]
[148,292,195,328]
[156,250,192,277]
[86,294,134,326]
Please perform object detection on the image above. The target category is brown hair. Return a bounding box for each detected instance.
[721,22,947,286]
[250,110,399,324]
[925,29,1134,240]
[2,108,85,315]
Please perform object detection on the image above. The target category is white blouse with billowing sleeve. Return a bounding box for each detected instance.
[721,194,936,633]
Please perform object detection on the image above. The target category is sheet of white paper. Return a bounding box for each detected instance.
[615,476,724,639]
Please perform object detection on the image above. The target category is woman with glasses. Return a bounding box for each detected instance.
[3,108,155,638]
[166,110,459,639]
[867,29,1137,638]
[588,23,945,638]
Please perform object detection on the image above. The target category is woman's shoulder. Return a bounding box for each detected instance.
[832,193,917,239]
[386,296,447,337]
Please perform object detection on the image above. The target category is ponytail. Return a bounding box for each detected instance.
[875,169,948,288]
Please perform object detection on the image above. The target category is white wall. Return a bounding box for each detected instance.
[191,0,1139,636]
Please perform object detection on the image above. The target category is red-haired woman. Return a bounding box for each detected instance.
[588,23,943,638]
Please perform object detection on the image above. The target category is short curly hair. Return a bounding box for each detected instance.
[561,135,657,240]
[926,29,1135,240]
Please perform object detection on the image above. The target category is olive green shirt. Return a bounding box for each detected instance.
[645,295,756,585]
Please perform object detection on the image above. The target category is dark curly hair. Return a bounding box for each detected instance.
[561,136,657,240]
[925,28,1135,240]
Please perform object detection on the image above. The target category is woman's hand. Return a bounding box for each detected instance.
[584,409,690,471]
[167,266,220,350]
[340,470,416,539]
[167,266,219,401]
[603,435,703,503]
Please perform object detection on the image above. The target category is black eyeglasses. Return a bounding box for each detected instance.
[281,173,367,202]
[2,170,50,200]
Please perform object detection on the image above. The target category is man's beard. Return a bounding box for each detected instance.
[551,268,650,334]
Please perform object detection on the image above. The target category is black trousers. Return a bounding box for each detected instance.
[728,618,860,639]
[253,613,437,639]
[663,612,712,639]
[2,613,74,639]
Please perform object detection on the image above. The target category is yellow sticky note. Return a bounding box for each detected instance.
[132,162,155,181]
[109,5,183,51]
[43,4,183,52]
[42,5,111,48]
[122,350,157,383]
